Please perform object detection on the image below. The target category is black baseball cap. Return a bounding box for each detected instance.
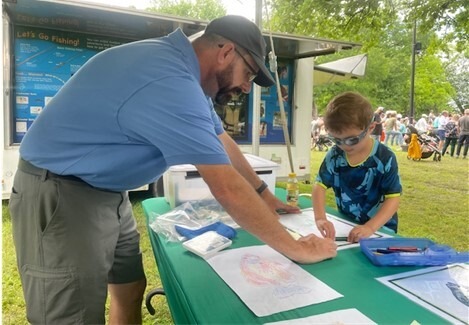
[204,15,275,87]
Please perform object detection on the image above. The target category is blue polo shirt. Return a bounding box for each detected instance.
[315,140,402,231]
[20,29,229,191]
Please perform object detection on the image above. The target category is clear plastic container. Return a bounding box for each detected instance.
[360,238,469,266]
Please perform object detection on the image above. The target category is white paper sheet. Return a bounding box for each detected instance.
[263,308,377,324]
[279,208,389,249]
[378,264,469,325]
[207,245,343,317]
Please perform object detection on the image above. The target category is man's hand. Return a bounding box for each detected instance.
[348,224,374,243]
[315,218,336,239]
[263,191,301,214]
[292,234,337,264]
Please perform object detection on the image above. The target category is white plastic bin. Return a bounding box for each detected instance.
[163,154,279,208]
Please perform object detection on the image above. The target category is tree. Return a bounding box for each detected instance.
[404,0,469,51]
[267,0,458,117]
[268,0,399,48]
[443,51,469,113]
[147,0,226,20]
[268,0,468,51]
[413,53,455,113]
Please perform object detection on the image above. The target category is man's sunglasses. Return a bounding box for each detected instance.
[328,126,370,146]
[218,44,258,82]
[234,48,257,82]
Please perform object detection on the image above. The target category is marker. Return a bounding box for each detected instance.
[376,249,398,254]
[335,236,348,241]
[387,246,419,252]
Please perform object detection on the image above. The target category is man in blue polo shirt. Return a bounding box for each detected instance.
[10,15,337,324]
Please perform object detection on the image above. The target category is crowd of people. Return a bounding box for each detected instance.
[312,106,469,159]
[388,109,468,158]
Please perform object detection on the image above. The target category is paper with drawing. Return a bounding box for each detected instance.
[207,245,343,317]
[263,308,377,324]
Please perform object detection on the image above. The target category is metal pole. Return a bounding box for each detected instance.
[251,0,262,155]
[409,20,416,125]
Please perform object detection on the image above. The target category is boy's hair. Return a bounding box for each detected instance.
[324,92,373,133]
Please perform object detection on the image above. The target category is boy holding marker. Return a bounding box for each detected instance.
[312,92,402,243]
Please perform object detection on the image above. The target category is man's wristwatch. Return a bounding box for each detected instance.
[255,180,268,194]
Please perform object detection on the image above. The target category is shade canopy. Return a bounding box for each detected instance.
[313,54,368,85]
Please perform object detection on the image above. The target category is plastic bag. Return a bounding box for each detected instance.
[149,199,237,242]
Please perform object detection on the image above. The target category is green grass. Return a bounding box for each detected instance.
[2,193,171,325]
[2,148,469,324]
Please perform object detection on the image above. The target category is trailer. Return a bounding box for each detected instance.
[2,0,360,199]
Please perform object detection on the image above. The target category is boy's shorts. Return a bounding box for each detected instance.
[9,160,145,324]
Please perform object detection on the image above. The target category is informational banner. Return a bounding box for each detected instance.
[13,26,126,143]
[258,59,293,144]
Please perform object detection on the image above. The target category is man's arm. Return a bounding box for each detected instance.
[196,163,337,264]
[218,132,300,214]
[218,132,263,189]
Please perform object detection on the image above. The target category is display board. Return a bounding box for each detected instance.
[258,59,294,144]
[12,26,127,143]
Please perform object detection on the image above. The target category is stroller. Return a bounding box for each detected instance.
[312,134,334,151]
[405,125,442,161]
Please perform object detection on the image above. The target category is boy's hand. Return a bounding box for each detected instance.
[348,224,374,242]
[315,218,336,239]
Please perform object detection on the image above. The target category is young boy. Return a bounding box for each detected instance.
[313,92,402,242]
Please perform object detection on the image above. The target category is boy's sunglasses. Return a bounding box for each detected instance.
[328,126,370,146]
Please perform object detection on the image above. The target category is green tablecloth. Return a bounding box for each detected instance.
[143,189,449,324]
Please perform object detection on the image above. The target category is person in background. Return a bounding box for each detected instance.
[311,115,324,148]
[384,111,398,146]
[312,92,402,243]
[436,110,449,151]
[311,115,318,148]
[455,109,469,159]
[9,15,337,324]
[397,116,407,147]
[441,114,459,157]
[371,106,384,142]
[415,114,428,133]
[428,110,435,124]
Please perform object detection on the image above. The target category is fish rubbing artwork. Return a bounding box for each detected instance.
[240,254,311,299]
[207,245,343,317]
[378,264,469,324]
[446,282,469,307]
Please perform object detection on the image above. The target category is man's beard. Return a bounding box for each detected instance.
[214,64,242,106]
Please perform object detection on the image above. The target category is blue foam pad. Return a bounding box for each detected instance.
[175,221,236,240]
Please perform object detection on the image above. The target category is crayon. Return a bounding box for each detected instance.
[335,236,348,241]
[387,246,419,252]
[376,249,398,254]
